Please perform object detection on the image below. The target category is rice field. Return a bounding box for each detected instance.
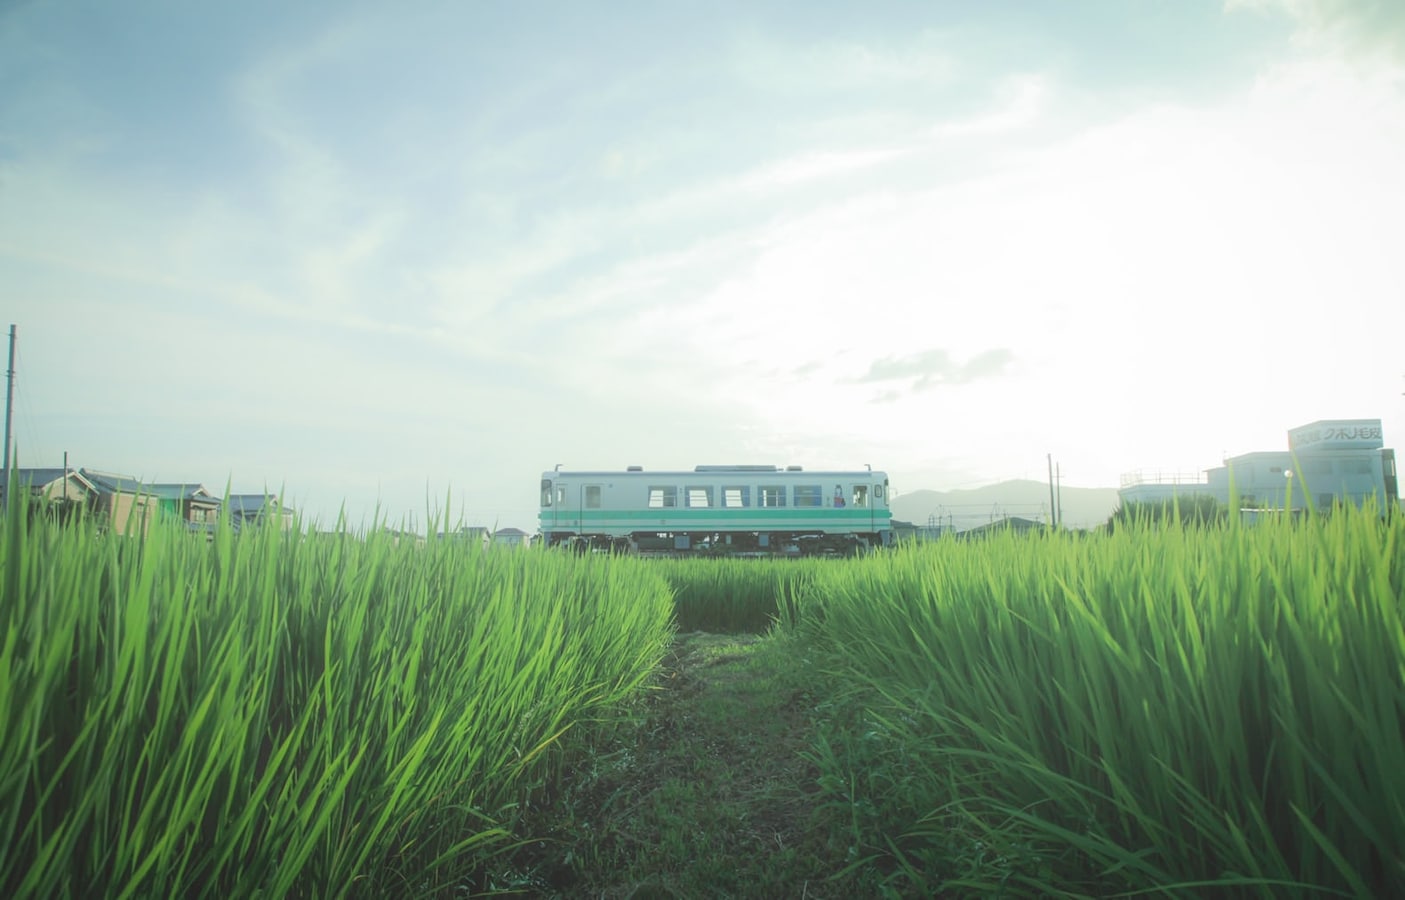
[796,505,1405,896]
[3,493,1402,897]
[0,497,674,898]
[660,554,827,633]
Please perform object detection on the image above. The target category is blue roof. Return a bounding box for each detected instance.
[78,469,147,495]
[6,467,71,486]
[146,483,217,501]
[2,468,95,494]
[225,494,281,514]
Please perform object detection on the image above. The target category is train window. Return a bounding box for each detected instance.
[686,486,713,507]
[648,486,677,508]
[760,486,785,507]
[723,486,750,507]
[852,485,869,508]
[585,486,602,508]
[793,485,823,507]
[541,479,553,507]
[874,484,884,499]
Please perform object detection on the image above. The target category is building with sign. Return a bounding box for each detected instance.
[1120,418,1399,512]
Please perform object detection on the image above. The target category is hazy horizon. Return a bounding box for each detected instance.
[5,1,1404,532]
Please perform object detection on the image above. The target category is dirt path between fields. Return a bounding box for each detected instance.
[512,631,858,898]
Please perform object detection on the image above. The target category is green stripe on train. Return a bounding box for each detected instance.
[540,508,892,525]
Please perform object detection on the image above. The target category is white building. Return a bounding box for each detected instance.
[1120,419,1399,512]
[491,526,532,548]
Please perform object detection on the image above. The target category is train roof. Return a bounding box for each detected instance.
[543,466,887,477]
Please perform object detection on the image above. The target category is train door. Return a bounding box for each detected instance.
[541,478,558,533]
[850,482,873,538]
[876,477,890,545]
[579,483,603,535]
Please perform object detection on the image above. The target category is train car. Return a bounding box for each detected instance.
[539,465,893,554]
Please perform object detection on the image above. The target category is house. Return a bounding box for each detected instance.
[491,526,531,548]
[889,518,919,542]
[438,525,490,545]
[78,469,158,535]
[225,493,296,531]
[382,527,425,548]
[957,516,1046,539]
[1120,418,1400,513]
[145,483,221,530]
[1,467,97,507]
[5,464,309,536]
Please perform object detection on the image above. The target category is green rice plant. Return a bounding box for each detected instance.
[797,503,1405,896]
[658,556,827,633]
[0,493,675,898]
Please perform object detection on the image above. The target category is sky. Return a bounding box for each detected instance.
[3,0,1403,533]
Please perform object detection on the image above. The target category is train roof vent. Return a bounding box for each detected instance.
[785,465,803,471]
[694,464,778,472]
[626,465,643,471]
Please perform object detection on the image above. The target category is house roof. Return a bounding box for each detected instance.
[493,527,530,537]
[1223,450,1295,466]
[79,469,148,495]
[225,494,294,517]
[958,516,1046,538]
[2,467,98,496]
[146,483,218,502]
[437,525,488,539]
[6,467,64,486]
[5,467,93,487]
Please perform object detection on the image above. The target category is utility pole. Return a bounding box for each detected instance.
[1047,453,1056,529]
[1056,461,1063,529]
[3,324,15,506]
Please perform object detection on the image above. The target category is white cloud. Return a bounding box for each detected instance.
[729,30,959,95]
[736,146,915,192]
[8,4,1405,527]
[1225,0,1405,59]
[933,73,1051,137]
[622,46,1405,492]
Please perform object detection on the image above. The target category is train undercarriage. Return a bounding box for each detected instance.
[547,530,881,556]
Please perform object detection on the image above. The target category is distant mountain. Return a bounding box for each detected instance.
[890,479,1120,531]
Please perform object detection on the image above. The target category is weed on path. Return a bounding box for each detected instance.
[501,630,863,898]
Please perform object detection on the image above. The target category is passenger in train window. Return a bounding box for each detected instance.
[833,485,846,507]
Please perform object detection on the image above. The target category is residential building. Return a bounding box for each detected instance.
[438,525,490,545]
[491,526,531,548]
[78,469,158,535]
[956,515,1046,539]
[226,493,296,531]
[0,467,96,507]
[146,483,221,530]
